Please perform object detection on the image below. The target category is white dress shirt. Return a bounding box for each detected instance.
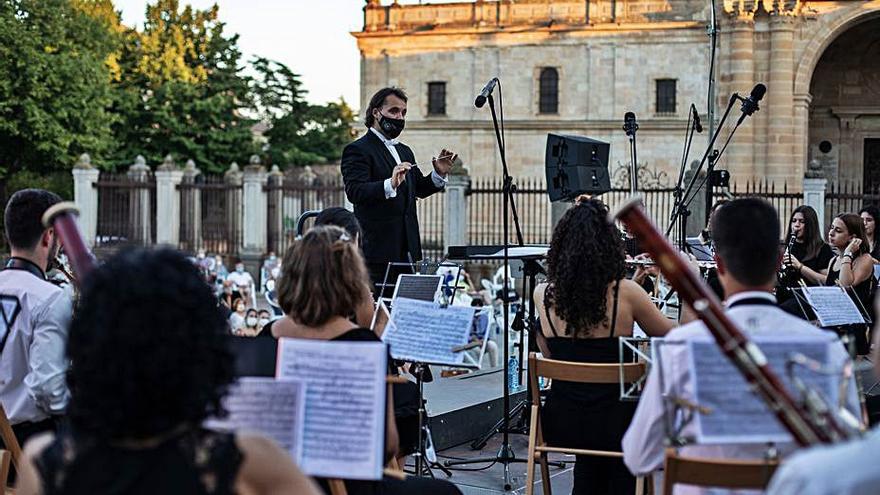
[622,291,861,495]
[766,426,880,495]
[368,127,447,198]
[0,268,72,424]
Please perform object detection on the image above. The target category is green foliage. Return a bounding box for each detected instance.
[251,57,356,169]
[0,0,117,194]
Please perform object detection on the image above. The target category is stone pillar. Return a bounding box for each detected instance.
[154,155,184,247]
[71,153,100,246]
[241,155,268,278]
[444,174,469,252]
[803,174,827,229]
[550,201,569,230]
[181,159,202,251]
[225,162,244,257]
[766,15,795,185]
[127,155,152,245]
[793,94,812,186]
[724,18,755,180]
[266,165,284,255]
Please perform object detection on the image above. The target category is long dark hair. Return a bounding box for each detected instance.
[787,205,824,261]
[858,205,880,246]
[546,198,626,337]
[363,87,407,128]
[836,213,870,257]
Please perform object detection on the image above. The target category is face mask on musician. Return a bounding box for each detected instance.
[377,112,405,139]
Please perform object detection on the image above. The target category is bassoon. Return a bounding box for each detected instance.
[613,197,849,446]
[42,202,97,284]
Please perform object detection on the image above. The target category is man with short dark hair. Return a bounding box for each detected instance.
[622,198,860,494]
[0,189,72,446]
[341,87,457,296]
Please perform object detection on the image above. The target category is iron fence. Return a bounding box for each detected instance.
[466,176,551,246]
[178,175,242,256]
[266,175,347,255]
[94,173,156,249]
[825,181,880,227]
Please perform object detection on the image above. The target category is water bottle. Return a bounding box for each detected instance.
[508,355,519,393]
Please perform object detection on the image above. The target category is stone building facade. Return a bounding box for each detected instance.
[353,0,880,191]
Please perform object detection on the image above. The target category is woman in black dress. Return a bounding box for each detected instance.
[859,205,880,262]
[533,198,674,495]
[782,205,834,288]
[268,226,461,495]
[17,248,319,495]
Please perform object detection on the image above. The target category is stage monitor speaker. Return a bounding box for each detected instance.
[545,133,611,202]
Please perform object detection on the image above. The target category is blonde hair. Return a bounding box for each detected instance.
[277,225,371,327]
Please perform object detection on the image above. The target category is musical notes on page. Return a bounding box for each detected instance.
[800,286,865,327]
[384,297,475,367]
[688,336,837,444]
[205,377,305,461]
[276,339,386,481]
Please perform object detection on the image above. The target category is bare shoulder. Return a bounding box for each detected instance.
[534,282,548,301]
[619,278,649,300]
[23,431,55,458]
[235,433,321,495]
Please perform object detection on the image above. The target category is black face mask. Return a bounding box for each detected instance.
[378,114,405,139]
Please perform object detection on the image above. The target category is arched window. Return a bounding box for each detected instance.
[539,68,559,114]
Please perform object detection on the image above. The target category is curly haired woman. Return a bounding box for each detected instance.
[533,197,673,495]
[17,248,319,495]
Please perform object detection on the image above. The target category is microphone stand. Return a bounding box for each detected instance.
[669,108,700,264]
[625,117,639,195]
[443,84,527,491]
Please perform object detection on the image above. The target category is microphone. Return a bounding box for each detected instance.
[474,78,498,108]
[691,104,703,133]
[736,83,766,126]
[623,112,638,137]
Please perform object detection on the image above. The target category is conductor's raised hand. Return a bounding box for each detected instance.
[432,149,457,178]
[391,162,411,189]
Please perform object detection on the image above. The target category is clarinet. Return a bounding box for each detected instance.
[42,202,97,284]
[613,197,850,446]
[778,232,799,288]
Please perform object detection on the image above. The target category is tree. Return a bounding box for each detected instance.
[107,0,256,173]
[251,57,356,168]
[0,0,116,198]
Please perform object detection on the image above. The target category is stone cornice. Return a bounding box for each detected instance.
[353,20,705,39]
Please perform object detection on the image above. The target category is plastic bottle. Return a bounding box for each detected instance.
[508,355,519,393]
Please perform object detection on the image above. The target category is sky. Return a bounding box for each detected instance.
[115,0,365,109]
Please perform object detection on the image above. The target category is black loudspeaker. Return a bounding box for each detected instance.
[545,133,611,202]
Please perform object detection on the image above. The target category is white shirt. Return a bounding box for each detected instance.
[0,267,72,424]
[226,270,254,289]
[368,127,447,198]
[622,291,861,495]
[766,426,880,495]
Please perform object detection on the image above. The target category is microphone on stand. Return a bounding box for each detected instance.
[691,104,703,133]
[623,112,639,194]
[623,112,639,137]
[474,78,498,108]
[736,83,766,126]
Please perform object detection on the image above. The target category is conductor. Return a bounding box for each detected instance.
[341,87,456,296]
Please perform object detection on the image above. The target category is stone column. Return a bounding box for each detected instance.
[266,165,284,255]
[724,18,755,180]
[71,153,100,246]
[154,155,184,247]
[793,94,812,186]
[181,159,202,251]
[803,172,827,229]
[127,155,152,245]
[444,174,469,252]
[766,15,795,185]
[241,155,268,278]
[225,162,244,257]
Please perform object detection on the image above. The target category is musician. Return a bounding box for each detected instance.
[0,189,71,447]
[341,87,456,297]
[622,198,860,494]
[859,205,880,262]
[16,248,320,494]
[268,226,461,495]
[533,197,674,495]
[781,205,834,290]
[765,318,880,495]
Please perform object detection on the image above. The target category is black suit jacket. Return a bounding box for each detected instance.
[341,130,443,264]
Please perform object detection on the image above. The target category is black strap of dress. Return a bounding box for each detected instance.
[542,280,621,337]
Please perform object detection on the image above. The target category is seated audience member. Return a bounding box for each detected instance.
[268,226,460,495]
[781,205,834,289]
[765,320,880,495]
[16,248,319,494]
[533,197,675,495]
[226,259,255,306]
[622,198,860,494]
[228,298,247,332]
[233,308,260,337]
[257,309,272,330]
[859,204,880,263]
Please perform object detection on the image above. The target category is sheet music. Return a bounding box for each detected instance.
[383,297,475,367]
[688,336,836,444]
[205,377,305,461]
[276,339,386,480]
[800,286,865,327]
[393,274,442,302]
